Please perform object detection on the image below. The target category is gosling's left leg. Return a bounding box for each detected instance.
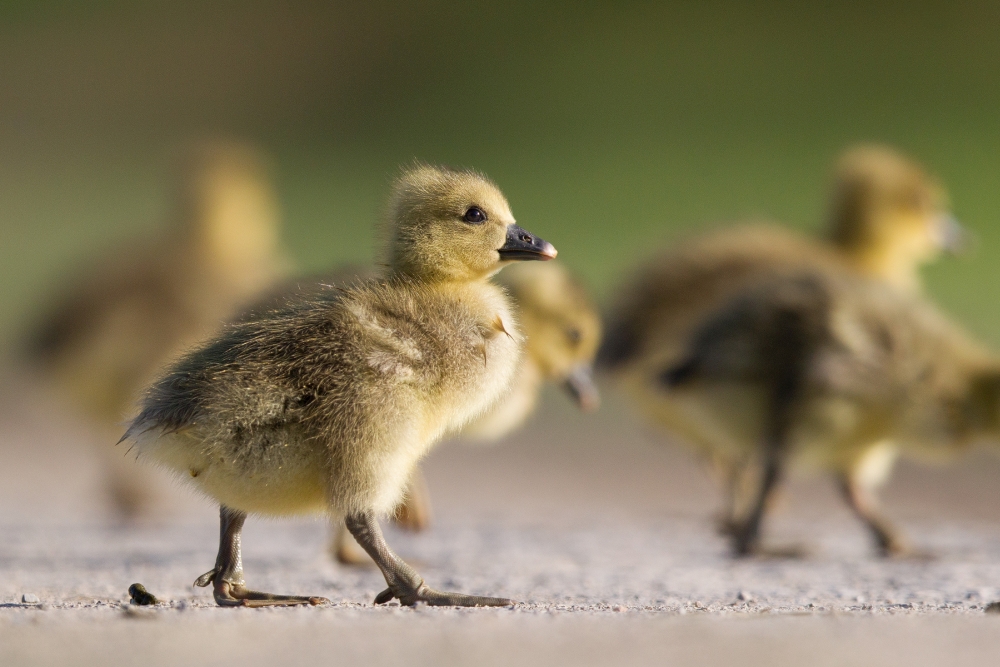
[195,505,328,607]
[345,510,514,607]
[392,466,433,532]
[838,470,921,558]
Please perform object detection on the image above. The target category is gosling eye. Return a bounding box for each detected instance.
[566,328,582,346]
[462,206,487,224]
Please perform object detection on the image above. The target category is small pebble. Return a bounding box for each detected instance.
[128,583,159,606]
[737,591,754,603]
[21,594,40,605]
[984,601,1000,614]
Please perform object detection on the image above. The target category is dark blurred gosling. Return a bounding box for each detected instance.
[599,144,962,556]
[120,164,556,607]
[662,270,998,557]
[23,140,290,520]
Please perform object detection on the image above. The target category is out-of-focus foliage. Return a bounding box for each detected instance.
[2,1,999,345]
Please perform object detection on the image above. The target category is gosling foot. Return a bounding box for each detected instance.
[194,569,328,608]
[750,543,810,560]
[374,581,514,607]
[345,510,513,608]
[879,540,935,561]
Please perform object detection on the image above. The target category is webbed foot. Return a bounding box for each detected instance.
[194,568,327,608]
[374,581,514,607]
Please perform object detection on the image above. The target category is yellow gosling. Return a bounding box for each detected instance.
[661,270,996,557]
[122,164,556,607]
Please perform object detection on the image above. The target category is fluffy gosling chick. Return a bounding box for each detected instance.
[598,146,961,553]
[662,271,996,556]
[26,140,288,518]
[122,165,557,607]
[332,260,602,563]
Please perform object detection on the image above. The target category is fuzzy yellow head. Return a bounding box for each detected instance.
[499,261,602,410]
[174,140,283,272]
[825,144,962,291]
[387,165,556,282]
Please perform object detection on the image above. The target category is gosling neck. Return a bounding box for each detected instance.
[841,243,922,294]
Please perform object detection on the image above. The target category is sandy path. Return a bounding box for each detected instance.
[3,380,1000,665]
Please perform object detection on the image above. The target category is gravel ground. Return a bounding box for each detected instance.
[4,380,1000,665]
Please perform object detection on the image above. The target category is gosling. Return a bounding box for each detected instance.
[599,145,962,551]
[661,270,998,557]
[331,260,602,563]
[601,144,961,371]
[25,140,288,518]
[122,165,557,607]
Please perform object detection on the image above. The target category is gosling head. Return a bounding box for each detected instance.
[825,144,966,291]
[387,164,556,282]
[499,261,602,411]
[174,140,283,271]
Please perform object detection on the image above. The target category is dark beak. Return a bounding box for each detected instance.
[498,224,557,261]
[563,365,600,412]
[937,213,972,255]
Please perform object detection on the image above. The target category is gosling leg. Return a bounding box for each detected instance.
[727,451,787,556]
[331,468,433,565]
[837,472,913,558]
[345,510,514,607]
[329,520,373,565]
[392,466,433,532]
[195,505,328,607]
[728,328,802,558]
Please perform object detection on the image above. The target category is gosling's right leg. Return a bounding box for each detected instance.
[330,468,433,565]
[345,510,514,607]
[195,505,328,607]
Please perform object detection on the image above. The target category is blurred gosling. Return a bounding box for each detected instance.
[661,271,997,557]
[25,140,288,519]
[601,144,961,373]
[598,145,961,553]
[121,165,557,607]
[332,260,602,564]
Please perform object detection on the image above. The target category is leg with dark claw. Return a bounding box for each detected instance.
[727,454,784,557]
[728,325,804,558]
[345,510,514,607]
[195,505,328,607]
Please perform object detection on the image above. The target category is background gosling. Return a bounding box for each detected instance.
[662,270,998,557]
[598,145,962,549]
[600,143,960,372]
[332,259,603,563]
[122,164,557,607]
[25,140,288,518]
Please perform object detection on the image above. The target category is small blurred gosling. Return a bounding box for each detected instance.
[601,144,962,373]
[599,145,962,555]
[25,140,288,518]
[662,271,998,557]
[332,260,602,564]
[122,165,557,607]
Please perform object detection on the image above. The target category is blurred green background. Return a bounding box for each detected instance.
[2,0,1000,346]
